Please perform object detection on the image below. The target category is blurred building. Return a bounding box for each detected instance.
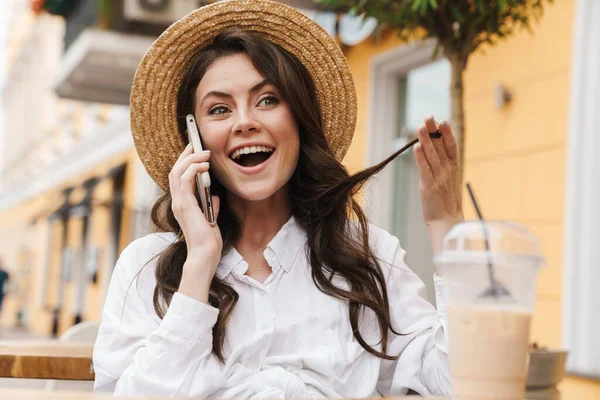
[0,0,161,335]
[0,0,598,398]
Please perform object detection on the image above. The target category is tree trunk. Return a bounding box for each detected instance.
[449,55,466,181]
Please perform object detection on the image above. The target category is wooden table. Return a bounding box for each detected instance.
[0,340,94,380]
[0,389,447,399]
[0,388,157,399]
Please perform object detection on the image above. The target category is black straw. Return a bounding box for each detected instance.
[466,183,508,298]
[466,183,484,220]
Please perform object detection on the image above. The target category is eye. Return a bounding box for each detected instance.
[208,105,230,116]
[258,95,280,107]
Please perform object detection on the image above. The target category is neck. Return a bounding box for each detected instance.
[228,185,292,249]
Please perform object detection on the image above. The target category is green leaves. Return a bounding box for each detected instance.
[476,0,485,13]
[409,0,435,14]
[410,1,422,13]
[318,0,554,65]
[413,0,440,12]
[448,3,465,23]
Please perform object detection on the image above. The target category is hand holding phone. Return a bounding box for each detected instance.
[186,114,216,226]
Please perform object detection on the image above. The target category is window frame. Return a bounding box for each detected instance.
[562,0,600,379]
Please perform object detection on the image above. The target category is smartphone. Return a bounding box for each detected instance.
[185,114,216,226]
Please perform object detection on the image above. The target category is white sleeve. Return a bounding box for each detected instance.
[92,239,226,397]
[375,232,452,397]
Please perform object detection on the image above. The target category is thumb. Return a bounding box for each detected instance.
[211,195,221,222]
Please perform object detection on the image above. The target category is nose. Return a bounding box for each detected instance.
[231,108,261,135]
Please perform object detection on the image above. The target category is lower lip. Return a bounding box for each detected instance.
[231,152,275,175]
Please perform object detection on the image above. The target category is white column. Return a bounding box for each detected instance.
[131,156,162,241]
[562,0,600,378]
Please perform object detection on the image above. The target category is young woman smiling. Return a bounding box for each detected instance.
[93,1,463,398]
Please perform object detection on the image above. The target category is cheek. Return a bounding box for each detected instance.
[288,138,300,164]
[286,128,301,160]
[275,111,300,153]
[197,122,230,180]
[197,121,228,151]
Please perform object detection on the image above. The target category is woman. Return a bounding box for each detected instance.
[93,0,463,398]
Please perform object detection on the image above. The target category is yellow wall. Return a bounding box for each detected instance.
[0,149,138,336]
[462,0,572,354]
[342,0,599,398]
[0,193,54,329]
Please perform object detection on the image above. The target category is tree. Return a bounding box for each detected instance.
[318,0,554,167]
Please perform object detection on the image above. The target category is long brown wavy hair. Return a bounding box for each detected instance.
[149,29,409,363]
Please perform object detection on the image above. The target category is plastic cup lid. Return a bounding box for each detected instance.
[434,220,546,266]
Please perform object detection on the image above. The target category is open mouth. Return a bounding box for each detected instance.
[229,146,275,168]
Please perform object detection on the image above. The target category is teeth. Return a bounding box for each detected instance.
[231,146,274,160]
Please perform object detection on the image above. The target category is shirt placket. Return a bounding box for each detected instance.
[233,259,278,370]
[253,286,275,332]
[258,248,280,332]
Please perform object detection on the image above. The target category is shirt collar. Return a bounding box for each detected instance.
[215,216,305,280]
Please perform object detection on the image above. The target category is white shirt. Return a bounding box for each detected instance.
[93,217,451,398]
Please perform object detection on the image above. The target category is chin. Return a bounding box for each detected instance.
[229,181,286,202]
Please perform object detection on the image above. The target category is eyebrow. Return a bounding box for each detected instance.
[199,79,271,107]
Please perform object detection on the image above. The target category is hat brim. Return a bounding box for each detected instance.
[130,0,357,192]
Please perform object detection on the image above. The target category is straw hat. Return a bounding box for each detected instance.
[130,0,357,192]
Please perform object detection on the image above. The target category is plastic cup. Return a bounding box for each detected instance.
[435,221,545,400]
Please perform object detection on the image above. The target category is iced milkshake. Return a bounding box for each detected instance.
[435,220,545,400]
[448,304,532,399]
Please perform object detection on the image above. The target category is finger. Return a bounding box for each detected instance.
[171,151,211,186]
[439,120,459,162]
[178,143,194,162]
[414,143,434,185]
[424,115,438,135]
[184,150,211,164]
[418,124,442,177]
[425,115,449,166]
[169,144,194,193]
[179,162,210,198]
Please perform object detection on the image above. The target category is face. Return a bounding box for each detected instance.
[194,54,300,202]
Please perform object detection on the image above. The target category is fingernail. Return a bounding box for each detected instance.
[440,120,448,128]
[203,149,211,153]
[427,115,435,123]
[186,143,192,149]
[420,126,427,135]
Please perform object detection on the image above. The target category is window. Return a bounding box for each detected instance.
[367,41,449,304]
[392,60,450,304]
